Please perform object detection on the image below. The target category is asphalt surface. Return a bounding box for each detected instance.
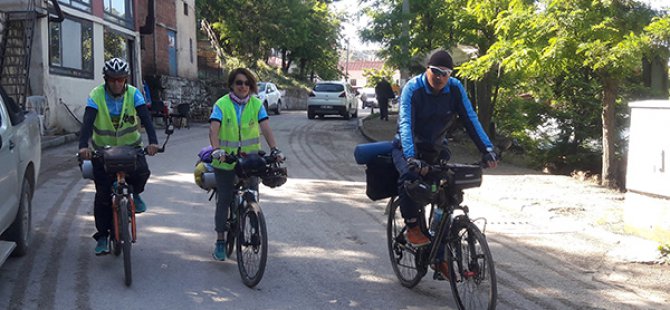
[1,109,668,309]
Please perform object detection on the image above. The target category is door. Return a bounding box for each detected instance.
[0,100,19,232]
[167,30,177,76]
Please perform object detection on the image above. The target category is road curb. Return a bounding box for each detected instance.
[41,133,78,150]
[358,114,377,142]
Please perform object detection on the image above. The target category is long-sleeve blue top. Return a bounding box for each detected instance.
[396,73,493,159]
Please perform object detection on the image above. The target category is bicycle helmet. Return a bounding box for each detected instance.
[103,57,130,78]
[235,153,267,178]
[262,166,287,188]
[404,179,436,206]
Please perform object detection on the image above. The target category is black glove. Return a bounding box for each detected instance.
[482,151,498,168]
[406,157,428,173]
[271,147,285,162]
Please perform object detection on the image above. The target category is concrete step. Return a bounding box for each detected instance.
[0,240,17,266]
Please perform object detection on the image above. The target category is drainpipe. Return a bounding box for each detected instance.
[140,0,154,34]
[49,0,64,23]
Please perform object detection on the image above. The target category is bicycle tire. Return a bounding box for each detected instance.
[119,198,133,287]
[387,197,426,288]
[448,222,496,310]
[236,202,267,288]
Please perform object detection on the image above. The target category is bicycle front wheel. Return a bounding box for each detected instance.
[387,197,425,288]
[449,222,496,310]
[236,202,267,288]
[119,198,133,287]
[226,204,237,259]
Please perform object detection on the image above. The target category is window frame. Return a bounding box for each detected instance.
[56,0,92,13]
[103,0,134,29]
[48,15,95,79]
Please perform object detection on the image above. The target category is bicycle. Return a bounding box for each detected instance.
[80,126,173,286]
[387,161,497,309]
[203,150,287,288]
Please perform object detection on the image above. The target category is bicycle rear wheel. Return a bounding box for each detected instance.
[119,198,132,287]
[449,222,496,310]
[236,202,267,288]
[387,197,426,288]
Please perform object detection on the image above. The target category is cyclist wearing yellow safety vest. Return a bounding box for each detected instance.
[208,68,285,261]
[78,58,160,256]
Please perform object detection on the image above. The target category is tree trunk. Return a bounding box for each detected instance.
[601,77,618,188]
[281,49,288,72]
[475,68,495,138]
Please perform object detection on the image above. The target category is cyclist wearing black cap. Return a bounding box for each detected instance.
[392,49,498,253]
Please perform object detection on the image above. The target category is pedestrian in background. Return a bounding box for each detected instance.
[375,78,395,121]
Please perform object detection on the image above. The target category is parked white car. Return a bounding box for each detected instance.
[307,81,358,119]
[256,82,282,115]
[359,87,378,108]
[0,87,41,266]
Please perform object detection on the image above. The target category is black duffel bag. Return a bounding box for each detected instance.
[365,155,399,201]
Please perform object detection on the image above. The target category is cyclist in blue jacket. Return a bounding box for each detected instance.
[392,50,498,252]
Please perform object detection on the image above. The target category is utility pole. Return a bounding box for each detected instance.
[345,38,350,81]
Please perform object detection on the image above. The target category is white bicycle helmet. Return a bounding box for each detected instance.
[103,57,130,78]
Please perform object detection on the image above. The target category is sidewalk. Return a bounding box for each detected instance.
[41,133,78,150]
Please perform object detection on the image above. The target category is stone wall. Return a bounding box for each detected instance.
[282,87,310,110]
[159,75,218,122]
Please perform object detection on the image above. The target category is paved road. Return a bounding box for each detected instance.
[1,110,667,309]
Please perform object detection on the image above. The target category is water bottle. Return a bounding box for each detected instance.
[429,208,444,236]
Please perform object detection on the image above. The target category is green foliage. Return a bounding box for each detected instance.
[362,66,396,87]
[197,0,342,81]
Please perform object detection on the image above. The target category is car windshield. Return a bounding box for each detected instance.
[257,82,267,92]
[314,83,344,92]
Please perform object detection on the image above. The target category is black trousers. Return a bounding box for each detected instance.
[379,98,389,120]
[91,155,150,240]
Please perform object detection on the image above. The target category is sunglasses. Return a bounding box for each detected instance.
[428,66,453,77]
[107,77,127,83]
[235,80,251,86]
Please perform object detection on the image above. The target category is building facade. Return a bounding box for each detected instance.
[0,0,151,133]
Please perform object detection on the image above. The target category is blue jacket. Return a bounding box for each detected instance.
[396,73,493,159]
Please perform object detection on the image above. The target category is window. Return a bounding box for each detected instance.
[57,0,91,12]
[48,17,94,79]
[184,3,189,15]
[104,28,130,62]
[103,0,134,28]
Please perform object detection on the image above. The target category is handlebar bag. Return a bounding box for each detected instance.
[102,146,139,174]
[448,164,483,190]
[365,155,399,201]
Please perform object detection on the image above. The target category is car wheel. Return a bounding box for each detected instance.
[264,101,269,111]
[275,100,281,115]
[343,109,351,120]
[308,111,315,119]
[6,177,32,256]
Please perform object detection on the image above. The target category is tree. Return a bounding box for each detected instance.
[196,0,342,80]
[468,0,659,187]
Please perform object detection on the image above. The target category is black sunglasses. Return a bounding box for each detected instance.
[428,66,453,77]
[235,80,251,86]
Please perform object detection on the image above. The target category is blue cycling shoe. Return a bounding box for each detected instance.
[95,237,110,256]
[212,240,226,261]
[134,194,147,213]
